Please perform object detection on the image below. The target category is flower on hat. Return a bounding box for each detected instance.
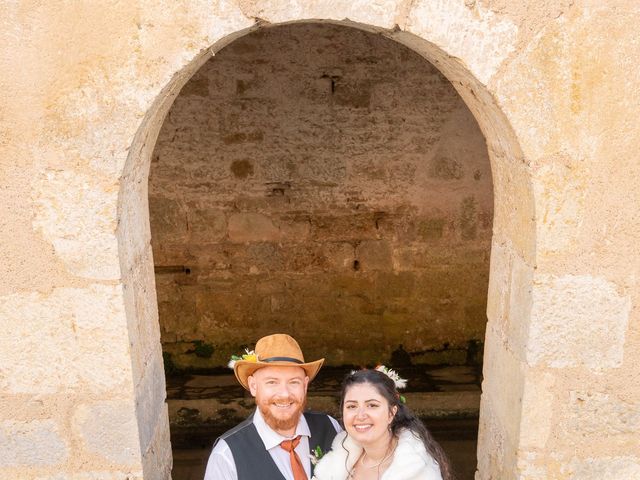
[375,365,408,390]
[228,348,258,369]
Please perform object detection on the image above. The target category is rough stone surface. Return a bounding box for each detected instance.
[32,171,121,280]
[135,348,168,454]
[565,391,640,436]
[0,285,132,394]
[149,23,493,368]
[1,2,639,480]
[36,474,142,480]
[406,0,519,84]
[0,420,68,467]
[141,403,173,480]
[564,456,640,480]
[72,401,141,466]
[527,274,631,370]
[518,371,556,449]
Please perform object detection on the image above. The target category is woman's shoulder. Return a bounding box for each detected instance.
[312,431,350,480]
[385,429,443,480]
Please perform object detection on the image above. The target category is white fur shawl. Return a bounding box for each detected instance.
[312,429,443,480]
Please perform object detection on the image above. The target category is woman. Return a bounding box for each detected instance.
[313,368,453,480]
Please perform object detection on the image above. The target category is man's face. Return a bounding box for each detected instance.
[248,366,309,435]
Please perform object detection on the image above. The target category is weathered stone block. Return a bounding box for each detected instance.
[228,213,280,243]
[356,240,392,271]
[142,402,172,480]
[564,456,640,479]
[186,203,227,242]
[417,218,447,240]
[36,472,143,480]
[374,271,415,298]
[180,71,210,97]
[134,350,168,453]
[321,242,356,270]
[527,275,631,370]
[237,0,401,29]
[516,451,548,480]
[148,196,187,244]
[429,154,464,180]
[0,285,132,394]
[309,214,379,242]
[481,329,524,443]
[32,170,121,280]
[0,420,67,466]
[459,195,478,240]
[519,371,556,449]
[566,391,640,436]
[245,242,285,272]
[406,0,518,84]
[279,219,311,242]
[123,246,163,385]
[72,400,141,466]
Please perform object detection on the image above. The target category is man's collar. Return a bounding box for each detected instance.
[253,407,311,450]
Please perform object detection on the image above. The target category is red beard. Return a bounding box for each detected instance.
[258,396,306,432]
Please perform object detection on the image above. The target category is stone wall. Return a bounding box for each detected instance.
[149,24,493,369]
[3,2,640,479]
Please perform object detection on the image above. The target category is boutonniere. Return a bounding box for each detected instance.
[309,445,325,465]
[227,348,258,369]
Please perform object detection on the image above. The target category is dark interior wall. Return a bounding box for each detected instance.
[149,23,493,370]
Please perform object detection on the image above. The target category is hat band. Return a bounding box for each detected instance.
[261,356,304,364]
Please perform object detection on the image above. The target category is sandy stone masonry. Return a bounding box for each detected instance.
[1,1,639,479]
[149,23,494,370]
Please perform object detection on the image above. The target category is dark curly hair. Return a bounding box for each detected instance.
[340,369,454,480]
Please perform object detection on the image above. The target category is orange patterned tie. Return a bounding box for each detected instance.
[280,435,307,480]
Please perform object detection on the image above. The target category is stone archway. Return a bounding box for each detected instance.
[4,3,639,480]
[119,11,535,480]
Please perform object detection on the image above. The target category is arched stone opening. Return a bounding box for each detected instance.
[118,17,534,480]
[150,22,493,370]
[5,4,640,480]
[148,22,494,478]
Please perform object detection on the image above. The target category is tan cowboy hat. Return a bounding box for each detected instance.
[234,333,324,390]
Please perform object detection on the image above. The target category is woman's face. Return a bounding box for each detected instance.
[342,382,397,447]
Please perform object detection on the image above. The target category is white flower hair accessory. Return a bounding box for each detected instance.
[375,365,408,390]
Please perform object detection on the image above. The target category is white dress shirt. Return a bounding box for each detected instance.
[204,408,341,480]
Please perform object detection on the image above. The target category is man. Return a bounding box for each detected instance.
[204,333,341,480]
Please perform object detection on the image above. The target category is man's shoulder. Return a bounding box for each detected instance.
[304,411,341,430]
[216,414,256,443]
[303,410,333,419]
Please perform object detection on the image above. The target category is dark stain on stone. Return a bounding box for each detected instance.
[335,82,372,108]
[228,41,258,55]
[176,407,201,426]
[478,211,492,229]
[180,75,209,97]
[230,159,254,179]
[418,218,446,240]
[430,155,464,180]
[459,196,478,240]
[473,169,482,181]
[236,79,250,95]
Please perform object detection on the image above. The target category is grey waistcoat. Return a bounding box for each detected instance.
[215,411,338,480]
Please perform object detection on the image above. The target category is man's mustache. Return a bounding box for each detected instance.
[270,396,301,404]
